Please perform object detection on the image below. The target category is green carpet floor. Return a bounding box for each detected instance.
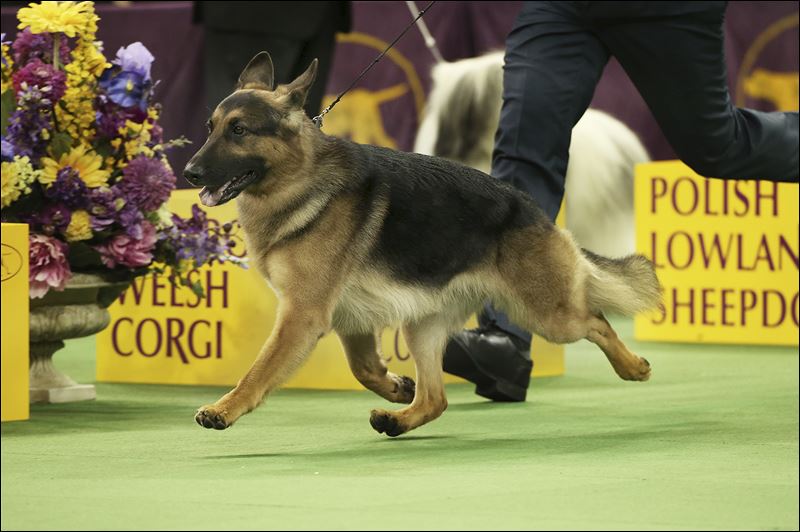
[2,319,798,531]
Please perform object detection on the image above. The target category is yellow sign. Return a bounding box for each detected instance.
[1,223,30,422]
[634,161,799,346]
[96,191,563,388]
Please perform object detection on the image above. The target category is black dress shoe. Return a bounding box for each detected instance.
[443,322,533,402]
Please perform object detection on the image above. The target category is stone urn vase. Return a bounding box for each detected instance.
[29,272,129,403]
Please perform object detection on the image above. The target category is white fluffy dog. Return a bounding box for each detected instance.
[414,52,650,258]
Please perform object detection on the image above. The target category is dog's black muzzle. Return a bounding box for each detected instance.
[183,162,205,187]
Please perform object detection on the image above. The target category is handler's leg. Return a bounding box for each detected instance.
[594,2,798,181]
[445,1,610,401]
[491,1,611,220]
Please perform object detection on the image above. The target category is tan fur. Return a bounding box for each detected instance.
[192,55,661,437]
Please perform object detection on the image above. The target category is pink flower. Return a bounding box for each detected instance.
[29,233,72,299]
[95,221,157,268]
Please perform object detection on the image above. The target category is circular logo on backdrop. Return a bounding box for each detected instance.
[1,243,23,282]
[736,13,799,112]
[321,32,426,150]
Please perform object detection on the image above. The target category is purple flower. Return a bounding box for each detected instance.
[87,187,119,231]
[94,94,147,138]
[29,233,72,298]
[149,121,164,146]
[95,220,157,268]
[161,205,243,267]
[6,85,53,162]
[118,201,145,239]
[87,187,144,239]
[113,42,154,81]
[22,203,72,236]
[44,167,90,210]
[115,156,175,212]
[12,59,67,101]
[12,28,71,66]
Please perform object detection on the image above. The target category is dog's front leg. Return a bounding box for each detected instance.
[195,303,329,430]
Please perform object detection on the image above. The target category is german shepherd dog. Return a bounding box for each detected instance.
[184,52,662,437]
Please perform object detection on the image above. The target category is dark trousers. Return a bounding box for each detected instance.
[482,0,800,344]
[204,27,337,117]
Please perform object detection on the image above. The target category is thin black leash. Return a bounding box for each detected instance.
[312,0,436,129]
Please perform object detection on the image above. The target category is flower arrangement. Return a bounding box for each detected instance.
[1,1,244,298]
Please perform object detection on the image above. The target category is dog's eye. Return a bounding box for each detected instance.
[232,125,245,136]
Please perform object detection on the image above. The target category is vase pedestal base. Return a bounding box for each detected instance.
[28,273,130,405]
[30,384,96,404]
[29,341,96,405]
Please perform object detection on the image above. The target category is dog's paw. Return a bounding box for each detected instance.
[392,375,416,404]
[369,409,407,437]
[195,405,232,430]
[617,356,651,382]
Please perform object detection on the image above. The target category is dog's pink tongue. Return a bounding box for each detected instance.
[199,186,224,207]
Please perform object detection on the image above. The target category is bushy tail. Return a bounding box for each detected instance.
[583,249,662,316]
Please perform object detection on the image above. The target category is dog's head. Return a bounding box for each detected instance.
[183,52,318,206]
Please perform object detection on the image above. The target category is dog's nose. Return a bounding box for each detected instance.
[183,163,204,186]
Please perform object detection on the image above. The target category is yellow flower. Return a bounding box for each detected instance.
[1,40,12,93]
[17,1,98,38]
[106,119,157,167]
[1,156,40,207]
[40,144,110,188]
[80,41,109,76]
[64,209,92,241]
[56,40,104,141]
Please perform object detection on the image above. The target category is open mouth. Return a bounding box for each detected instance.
[199,170,258,207]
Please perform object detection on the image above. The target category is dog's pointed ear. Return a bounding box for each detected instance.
[284,58,318,109]
[237,51,275,91]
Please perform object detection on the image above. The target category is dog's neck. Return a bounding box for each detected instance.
[235,130,353,255]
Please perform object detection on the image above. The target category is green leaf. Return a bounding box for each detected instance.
[94,139,114,159]
[67,242,104,270]
[0,90,15,137]
[50,132,73,158]
[190,280,205,298]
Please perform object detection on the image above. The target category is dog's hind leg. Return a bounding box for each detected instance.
[498,226,654,382]
[369,315,450,437]
[586,314,651,381]
[339,331,416,404]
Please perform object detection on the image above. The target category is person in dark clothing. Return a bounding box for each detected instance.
[195,1,351,117]
[443,1,799,402]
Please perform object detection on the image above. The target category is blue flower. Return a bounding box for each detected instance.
[1,137,14,162]
[99,68,150,110]
[113,42,154,81]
